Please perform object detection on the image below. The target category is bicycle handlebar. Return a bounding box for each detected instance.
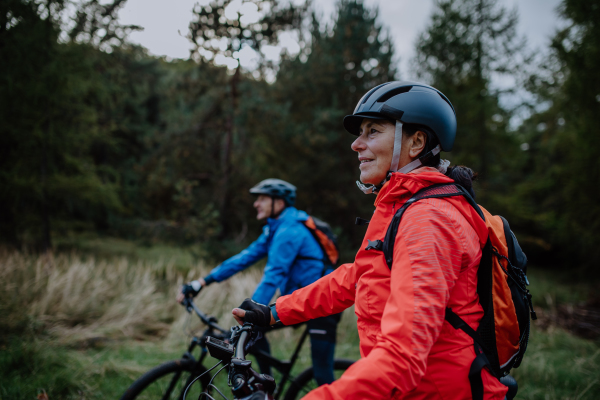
[180,297,274,399]
[181,297,227,333]
[229,324,275,399]
[234,329,249,359]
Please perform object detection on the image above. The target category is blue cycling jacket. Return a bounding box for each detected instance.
[203,207,329,305]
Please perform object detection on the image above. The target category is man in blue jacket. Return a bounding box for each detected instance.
[178,179,340,386]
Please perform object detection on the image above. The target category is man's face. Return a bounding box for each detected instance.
[253,195,285,220]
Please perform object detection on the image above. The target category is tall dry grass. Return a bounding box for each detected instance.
[0,248,268,345]
[0,248,358,348]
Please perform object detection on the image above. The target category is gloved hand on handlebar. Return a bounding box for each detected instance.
[232,298,273,327]
[177,280,203,303]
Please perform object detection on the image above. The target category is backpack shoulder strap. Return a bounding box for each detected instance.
[382,183,484,269]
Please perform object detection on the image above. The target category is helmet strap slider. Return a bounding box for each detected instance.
[389,121,404,172]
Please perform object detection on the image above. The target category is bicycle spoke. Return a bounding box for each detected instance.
[161,371,182,400]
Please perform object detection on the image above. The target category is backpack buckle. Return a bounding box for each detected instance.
[365,239,383,251]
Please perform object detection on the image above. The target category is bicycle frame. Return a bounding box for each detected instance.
[250,326,310,398]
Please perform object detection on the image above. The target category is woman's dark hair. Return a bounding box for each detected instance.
[447,165,478,199]
[403,123,478,199]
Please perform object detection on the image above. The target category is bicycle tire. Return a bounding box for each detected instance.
[119,359,210,400]
[282,359,355,400]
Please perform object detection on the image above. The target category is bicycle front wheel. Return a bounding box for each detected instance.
[283,359,354,400]
[120,359,210,400]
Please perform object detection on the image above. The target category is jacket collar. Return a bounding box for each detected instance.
[266,206,297,227]
[374,167,454,207]
[374,168,488,247]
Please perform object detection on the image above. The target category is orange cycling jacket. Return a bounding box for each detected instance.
[275,169,508,400]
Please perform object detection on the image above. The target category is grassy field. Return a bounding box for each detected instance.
[0,245,598,399]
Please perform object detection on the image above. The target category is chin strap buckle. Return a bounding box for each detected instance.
[356,181,376,194]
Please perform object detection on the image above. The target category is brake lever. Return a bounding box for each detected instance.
[248,369,276,394]
[180,297,192,313]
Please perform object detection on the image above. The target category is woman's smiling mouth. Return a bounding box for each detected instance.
[359,157,374,167]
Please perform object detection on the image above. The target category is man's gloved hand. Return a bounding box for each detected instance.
[177,280,202,303]
[232,298,272,327]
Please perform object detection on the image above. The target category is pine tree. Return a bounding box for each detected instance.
[514,0,600,273]
[0,0,130,249]
[414,0,528,196]
[257,0,396,252]
[187,0,308,237]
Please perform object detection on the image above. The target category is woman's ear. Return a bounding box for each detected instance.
[408,131,427,158]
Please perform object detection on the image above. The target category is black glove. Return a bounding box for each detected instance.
[181,280,202,298]
[238,298,272,327]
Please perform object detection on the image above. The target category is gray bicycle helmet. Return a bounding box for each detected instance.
[343,81,457,193]
[249,179,296,206]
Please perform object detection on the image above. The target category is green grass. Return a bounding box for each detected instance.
[3,321,597,400]
[1,339,82,399]
[53,234,202,271]
[513,325,600,399]
[0,312,359,399]
[527,267,593,309]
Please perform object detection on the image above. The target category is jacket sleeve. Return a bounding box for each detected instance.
[203,230,269,285]
[275,261,357,325]
[299,203,468,400]
[252,223,306,305]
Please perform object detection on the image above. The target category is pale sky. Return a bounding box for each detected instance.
[118,0,562,78]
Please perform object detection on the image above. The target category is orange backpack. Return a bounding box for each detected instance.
[377,183,537,400]
[299,216,340,271]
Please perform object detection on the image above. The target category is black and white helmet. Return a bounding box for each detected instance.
[249,179,296,206]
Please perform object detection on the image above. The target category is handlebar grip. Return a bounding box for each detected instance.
[235,330,249,359]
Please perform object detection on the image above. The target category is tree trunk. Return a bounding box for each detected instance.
[476,0,487,182]
[41,120,52,252]
[218,65,240,238]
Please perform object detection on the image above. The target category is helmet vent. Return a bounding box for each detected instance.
[375,86,413,103]
[438,92,456,113]
[361,82,391,105]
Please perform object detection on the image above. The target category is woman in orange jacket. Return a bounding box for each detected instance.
[233,82,509,400]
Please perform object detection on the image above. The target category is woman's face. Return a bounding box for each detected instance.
[351,118,396,185]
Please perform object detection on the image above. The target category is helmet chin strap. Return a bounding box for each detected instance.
[398,144,441,173]
[356,121,442,194]
[389,120,404,172]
